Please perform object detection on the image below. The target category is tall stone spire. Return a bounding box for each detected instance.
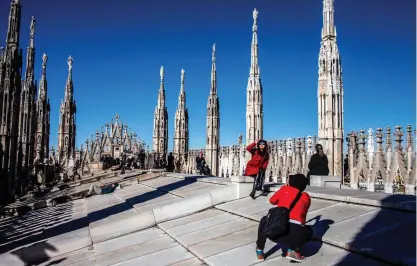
[6,0,22,48]
[17,16,37,169]
[317,0,344,176]
[246,8,263,146]
[173,69,189,170]
[57,56,77,164]
[152,66,168,161]
[321,0,337,40]
[0,0,23,203]
[34,53,50,163]
[206,43,220,175]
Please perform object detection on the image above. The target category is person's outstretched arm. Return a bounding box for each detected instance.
[246,142,257,153]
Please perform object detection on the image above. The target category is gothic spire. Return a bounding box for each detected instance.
[29,16,35,48]
[38,53,48,97]
[65,55,73,101]
[210,43,217,95]
[157,65,165,108]
[180,68,185,92]
[178,69,186,108]
[24,16,35,86]
[250,8,259,76]
[321,0,337,40]
[6,0,22,47]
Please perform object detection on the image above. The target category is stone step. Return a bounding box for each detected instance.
[215,191,416,265]
[158,208,388,266]
[267,184,416,212]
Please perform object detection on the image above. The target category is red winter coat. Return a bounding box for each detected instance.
[245,142,269,176]
[269,185,311,225]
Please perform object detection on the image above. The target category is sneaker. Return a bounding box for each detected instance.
[256,248,265,261]
[250,191,256,199]
[285,249,305,262]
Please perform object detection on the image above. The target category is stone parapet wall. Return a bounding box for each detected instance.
[346,125,416,195]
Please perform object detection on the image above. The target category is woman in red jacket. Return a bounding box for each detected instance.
[256,174,312,263]
[245,139,269,199]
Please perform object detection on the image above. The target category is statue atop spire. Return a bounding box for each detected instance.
[252,8,258,31]
[181,69,185,85]
[212,43,216,62]
[29,16,35,47]
[160,65,164,81]
[68,56,73,71]
[42,53,48,68]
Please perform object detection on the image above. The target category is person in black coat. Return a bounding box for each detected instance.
[307,144,329,184]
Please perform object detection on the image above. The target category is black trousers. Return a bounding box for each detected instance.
[250,171,265,190]
[256,216,313,250]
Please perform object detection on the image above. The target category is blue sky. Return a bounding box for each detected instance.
[0,0,415,150]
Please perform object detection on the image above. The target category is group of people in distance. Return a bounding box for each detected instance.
[245,139,329,262]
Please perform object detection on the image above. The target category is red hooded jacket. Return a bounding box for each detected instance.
[245,141,269,176]
[269,185,311,225]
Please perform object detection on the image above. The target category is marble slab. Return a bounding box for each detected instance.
[159,209,224,230]
[166,213,240,237]
[89,208,156,243]
[322,208,416,249]
[253,241,389,266]
[93,237,180,266]
[347,219,416,265]
[188,226,258,258]
[176,218,257,247]
[92,227,167,256]
[112,245,195,266]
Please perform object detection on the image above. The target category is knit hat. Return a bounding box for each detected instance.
[288,174,308,192]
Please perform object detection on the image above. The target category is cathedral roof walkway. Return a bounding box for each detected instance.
[0,169,159,216]
[0,172,415,265]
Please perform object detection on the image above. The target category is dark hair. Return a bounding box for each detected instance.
[316,144,323,152]
[288,174,308,192]
[256,139,269,158]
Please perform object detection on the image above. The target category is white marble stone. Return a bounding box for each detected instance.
[113,246,195,266]
[169,257,204,265]
[176,218,257,247]
[20,228,92,264]
[323,209,416,248]
[153,193,213,224]
[215,194,267,212]
[0,252,24,266]
[159,209,224,230]
[307,202,377,224]
[37,248,94,266]
[89,209,156,243]
[255,241,386,266]
[166,213,239,237]
[188,226,258,258]
[210,183,253,205]
[93,237,179,266]
[204,240,282,266]
[93,227,166,256]
[308,199,339,212]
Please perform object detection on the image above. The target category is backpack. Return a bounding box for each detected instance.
[261,191,302,239]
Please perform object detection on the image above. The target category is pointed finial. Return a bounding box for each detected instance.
[42,53,48,67]
[253,8,258,23]
[68,56,73,70]
[212,43,216,62]
[29,16,36,46]
[160,65,164,81]
[181,69,185,84]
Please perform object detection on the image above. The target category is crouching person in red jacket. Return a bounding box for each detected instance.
[245,139,269,199]
[256,174,312,263]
